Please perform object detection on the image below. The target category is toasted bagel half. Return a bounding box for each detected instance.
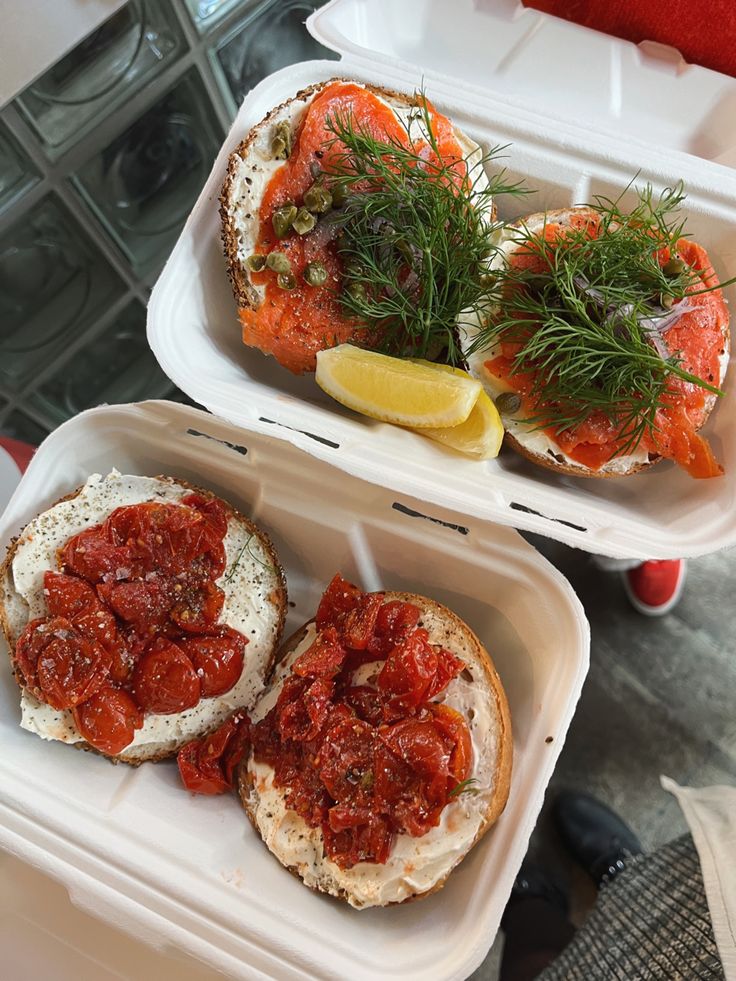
[0,472,287,765]
[239,589,512,909]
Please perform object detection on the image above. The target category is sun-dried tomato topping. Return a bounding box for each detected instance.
[377,628,438,718]
[15,616,111,710]
[180,629,247,698]
[131,637,201,714]
[19,494,251,748]
[318,717,376,801]
[341,594,383,651]
[429,703,472,784]
[315,573,364,630]
[341,685,384,727]
[367,600,421,658]
[292,625,346,678]
[178,711,251,795]
[73,688,143,755]
[251,574,472,868]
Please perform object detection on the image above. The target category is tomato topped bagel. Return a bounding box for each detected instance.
[0,472,286,763]
[464,191,730,479]
[220,78,514,374]
[234,575,512,909]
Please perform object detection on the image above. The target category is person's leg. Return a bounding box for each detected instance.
[538,835,723,980]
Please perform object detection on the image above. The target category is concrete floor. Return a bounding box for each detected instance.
[470,540,736,980]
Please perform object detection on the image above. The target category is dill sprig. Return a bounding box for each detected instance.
[322,95,528,362]
[467,180,729,455]
[448,777,481,798]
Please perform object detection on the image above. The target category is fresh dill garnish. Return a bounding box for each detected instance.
[321,95,528,363]
[224,533,273,582]
[448,777,481,798]
[467,180,730,455]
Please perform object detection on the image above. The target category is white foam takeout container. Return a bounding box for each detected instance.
[0,400,589,981]
[149,0,736,560]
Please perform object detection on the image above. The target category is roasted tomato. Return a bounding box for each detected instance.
[315,573,364,630]
[170,580,225,634]
[178,712,251,795]
[292,626,346,678]
[132,638,200,714]
[15,616,111,710]
[73,688,143,755]
[59,526,130,584]
[180,629,246,698]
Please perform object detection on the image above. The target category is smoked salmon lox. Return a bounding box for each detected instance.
[464,200,731,480]
[219,79,495,374]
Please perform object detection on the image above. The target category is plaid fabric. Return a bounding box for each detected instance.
[539,835,724,979]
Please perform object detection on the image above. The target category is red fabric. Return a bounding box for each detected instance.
[0,436,34,474]
[523,1,736,78]
[626,560,683,608]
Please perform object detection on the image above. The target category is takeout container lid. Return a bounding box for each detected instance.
[0,400,589,981]
[148,0,736,560]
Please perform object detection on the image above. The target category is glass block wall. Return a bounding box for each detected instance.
[0,0,336,447]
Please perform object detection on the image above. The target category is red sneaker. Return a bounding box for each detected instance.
[622,560,686,616]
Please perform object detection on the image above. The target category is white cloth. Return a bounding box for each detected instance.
[662,776,736,980]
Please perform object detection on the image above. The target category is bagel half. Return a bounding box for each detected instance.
[220,78,494,373]
[465,207,731,478]
[239,589,512,909]
[0,472,287,765]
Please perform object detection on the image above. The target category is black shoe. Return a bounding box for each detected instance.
[501,860,569,929]
[553,791,643,886]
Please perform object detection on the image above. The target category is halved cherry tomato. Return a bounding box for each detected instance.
[170,580,225,633]
[73,688,143,755]
[16,616,111,710]
[132,638,200,714]
[180,629,246,698]
[59,526,130,583]
[45,571,128,681]
[177,711,250,795]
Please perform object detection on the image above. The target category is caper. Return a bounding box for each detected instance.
[271,204,297,239]
[344,258,364,278]
[265,251,291,274]
[292,208,316,235]
[271,120,292,160]
[304,261,328,287]
[303,183,333,214]
[346,281,367,303]
[663,257,686,278]
[495,392,521,414]
[330,182,347,207]
[246,253,267,272]
[277,271,297,290]
[659,292,675,309]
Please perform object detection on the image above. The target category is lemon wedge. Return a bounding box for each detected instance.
[409,361,504,459]
[315,345,481,428]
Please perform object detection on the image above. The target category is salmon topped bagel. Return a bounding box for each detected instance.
[464,188,730,479]
[220,78,512,374]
